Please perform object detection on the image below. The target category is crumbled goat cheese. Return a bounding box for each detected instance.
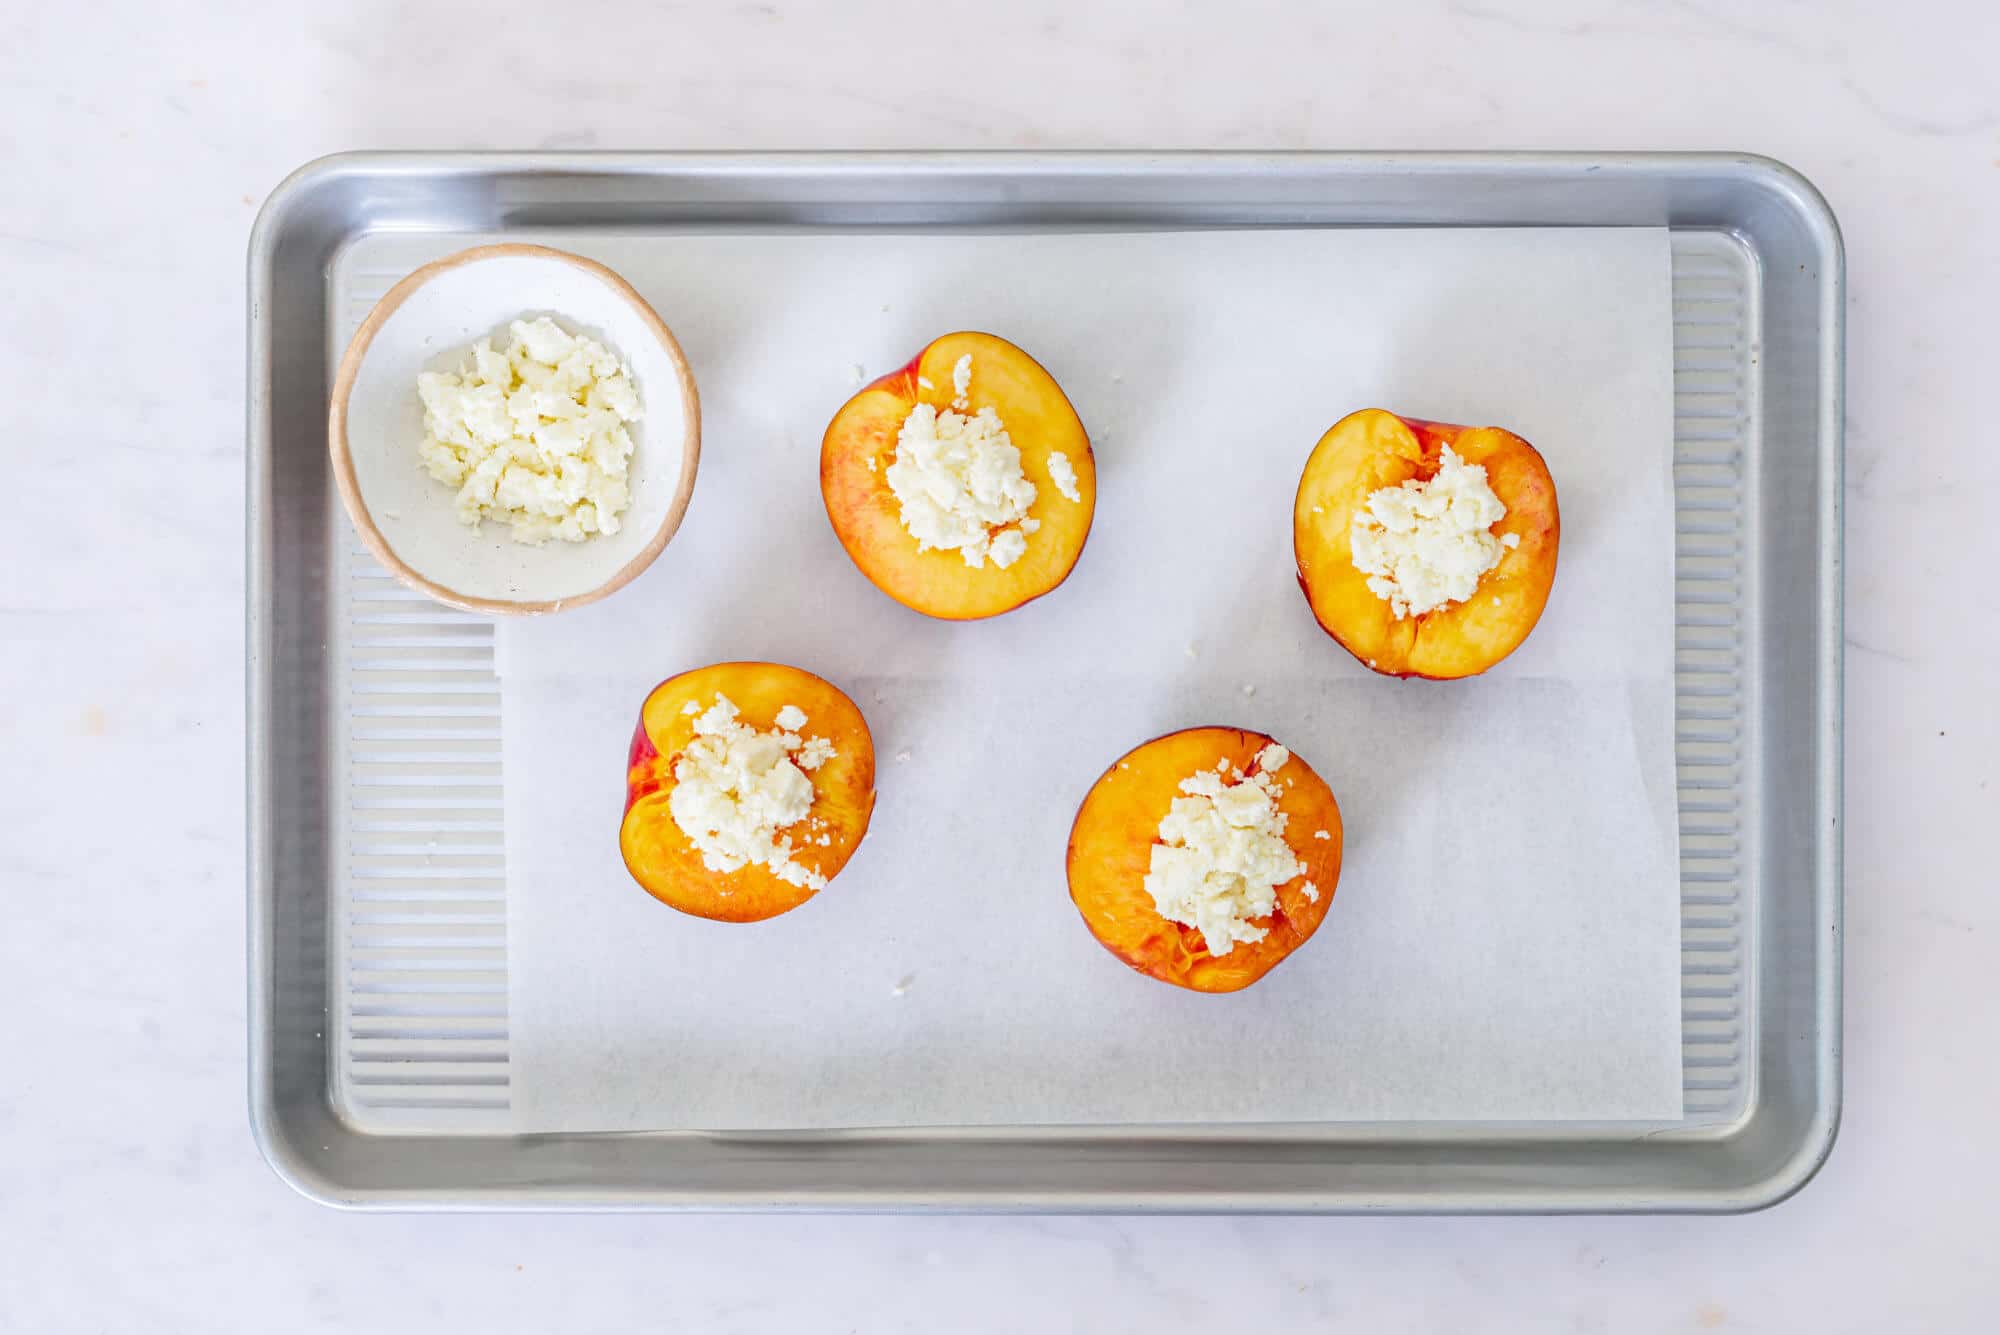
[985,526,1028,569]
[1047,451,1083,503]
[667,695,832,890]
[415,317,640,545]
[796,735,837,771]
[1347,445,1510,618]
[884,398,1038,569]
[1142,749,1304,956]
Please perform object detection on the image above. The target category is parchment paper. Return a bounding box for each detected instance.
[469,228,1682,1129]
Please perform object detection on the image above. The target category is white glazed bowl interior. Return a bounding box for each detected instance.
[334,246,697,612]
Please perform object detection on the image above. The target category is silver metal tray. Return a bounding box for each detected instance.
[248,152,1842,1212]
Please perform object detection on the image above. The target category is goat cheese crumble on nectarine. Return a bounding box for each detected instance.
[878,354,1087,573]
[950,353,972,408]
[1348,445,1514,619]
[884,400,1041,570]
[1047,451,1082,504]
[667,695,836,891]
[1141,749,1306,957]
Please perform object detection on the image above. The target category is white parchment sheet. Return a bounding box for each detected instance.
[475,228,1682,1129]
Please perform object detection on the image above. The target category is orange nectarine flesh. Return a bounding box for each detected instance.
[1293,408,1559,679]
[821,331,1095,620]
[619,661,876,923]
[1067,727,1343,994]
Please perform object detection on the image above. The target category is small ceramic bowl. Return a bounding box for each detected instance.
[329,243,701,614]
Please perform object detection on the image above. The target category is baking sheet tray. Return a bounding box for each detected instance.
[248,153,1842,1211]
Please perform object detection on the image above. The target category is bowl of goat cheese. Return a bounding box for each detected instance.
[329,244,701,614]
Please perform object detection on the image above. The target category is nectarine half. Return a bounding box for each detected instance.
[620,661,876,922]
[1293,408,1559,679]
[1067,727,1343,994]
[821,331,1095,620]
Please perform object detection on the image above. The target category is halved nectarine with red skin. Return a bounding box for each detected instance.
[820,331,1095,620]
[620,662,876,923]
[1293,408,1560,680]
[1067,727,1343,994]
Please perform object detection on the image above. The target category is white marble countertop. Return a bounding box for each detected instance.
[5,0,1997,1329]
